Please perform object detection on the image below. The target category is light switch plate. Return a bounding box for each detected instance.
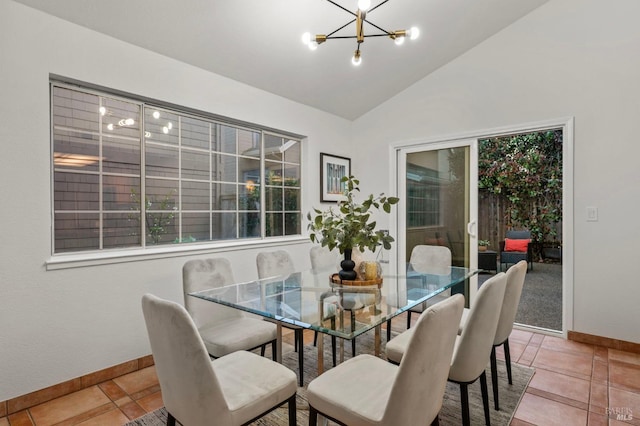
[586,206,598,222]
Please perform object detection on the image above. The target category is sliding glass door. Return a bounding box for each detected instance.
[396,139,479,305]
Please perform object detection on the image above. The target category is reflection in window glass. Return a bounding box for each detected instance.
[103,213,142,249]
[238,129,260,158]
[285,213,301,235]
[212,183,237,211]
[181,116,210,150]
[144,108,178,145]
[181,180,210,211]
[51,83,302,254]
[266,213,284,237]
[103,136,140,175]
[212,213,237,240]
[240,212,260,238]
[103,176,140,211]
[54,130,100,172]
[264,134,283,162]
[214,154,236,182]
[266,186,283,211]
[182,213,211,242]
[217,125,236,154]
[239,184,260,211]
[182,150,210,180]
[146,144,179,178]
[54,172,100,211]
[54,213,100,252]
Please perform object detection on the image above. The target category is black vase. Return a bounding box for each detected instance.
[338,248,358,281]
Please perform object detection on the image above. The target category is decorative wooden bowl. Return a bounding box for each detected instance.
[330,274,383,287]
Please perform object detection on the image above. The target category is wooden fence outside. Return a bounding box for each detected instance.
[478,192,562,256]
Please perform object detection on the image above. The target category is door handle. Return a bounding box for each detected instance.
[467,221,476,238]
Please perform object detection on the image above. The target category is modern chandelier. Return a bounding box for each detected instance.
[301,0,419,66]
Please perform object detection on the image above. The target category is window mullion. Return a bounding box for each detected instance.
[260,131,266,239]
[178,116,182,243]
[98,96,104,250]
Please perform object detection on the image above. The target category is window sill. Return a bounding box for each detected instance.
[45,236,310,270]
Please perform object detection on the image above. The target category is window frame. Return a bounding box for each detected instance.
[48,81,306,269]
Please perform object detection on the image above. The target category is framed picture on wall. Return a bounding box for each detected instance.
[320,153,351,202]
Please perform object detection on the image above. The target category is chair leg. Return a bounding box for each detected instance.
[490,346,500,411]
[287,394,297,426]
[504,339,513,385]
[309,406,318,426]
[480,371,491,426]
[313,330,318,346]
[331,316,337,367]
[406,310,412,329]
[260,344,266,357]
[459,383,470,426]
[350,311,357,357]
[271,340,277,361]
[386,318,392,341]
[331,335,337,366]
[431,415,440,426]
[167,412,176,426]
[296,329,304,386]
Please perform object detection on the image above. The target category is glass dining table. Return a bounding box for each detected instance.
[189,264,477,375]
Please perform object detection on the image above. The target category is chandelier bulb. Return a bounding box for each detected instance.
[409,26,420,40]
[395,36,405,46]
[357,0,371,11]
[308,41,319,51]
[352,51,362,66]
[302,32,311,45]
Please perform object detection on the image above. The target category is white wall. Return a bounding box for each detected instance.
[3,0,639,403]
[353,0,640,344]
[0,1,353,401]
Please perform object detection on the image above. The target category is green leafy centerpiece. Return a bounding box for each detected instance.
[307,175,399,280]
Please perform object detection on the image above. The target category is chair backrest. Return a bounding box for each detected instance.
[256,250,295,279]
[141,294,230,424]
[309,245,341,273]
[449,272,507,382]
[384,294,465,424]
[409,245,452,275]
[183,258,241,327]
[494,260,527,345]
[506,229,531,240]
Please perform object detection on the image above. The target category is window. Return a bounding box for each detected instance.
[406,163,441,228]
[52,83,302,254]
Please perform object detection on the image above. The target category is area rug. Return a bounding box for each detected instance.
[126,333,534,425]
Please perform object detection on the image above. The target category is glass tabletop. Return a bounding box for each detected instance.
[189,264,477,340]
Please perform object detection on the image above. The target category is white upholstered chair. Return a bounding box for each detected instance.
[458,260,527,410]
[182,258,277,359]
[141,293,297,426]
[309,245,341,274]
[309,245,341,365]
[307,294,464,426]
[256,250,307,386]
[387,272,508,426]
[406,245,453,326]
[309,245,372,358]
[385,245,452,341]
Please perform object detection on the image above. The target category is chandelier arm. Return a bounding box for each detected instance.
[362,18,394,36]
[326,18,357,37]
[326,0,357,18]
[325,32,394,40]
[368,0,391,14]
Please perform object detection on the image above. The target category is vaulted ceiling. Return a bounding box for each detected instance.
[14,0,547,120]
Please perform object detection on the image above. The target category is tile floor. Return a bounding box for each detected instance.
[1,324,639,426]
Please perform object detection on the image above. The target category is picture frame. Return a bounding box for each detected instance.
[320,153,351,202]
